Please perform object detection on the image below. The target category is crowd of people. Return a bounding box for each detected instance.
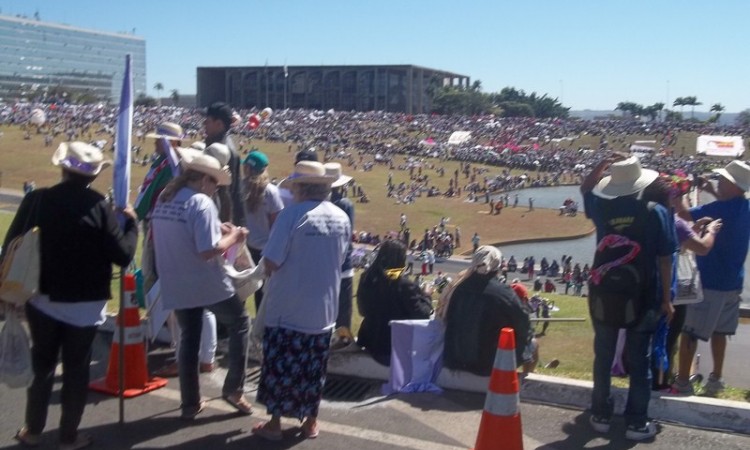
[2,100,749,444]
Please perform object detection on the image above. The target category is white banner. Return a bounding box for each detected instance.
[448,131,471,145]
[696,135,745,157]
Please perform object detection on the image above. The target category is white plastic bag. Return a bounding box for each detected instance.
[674,250,702,305]
[0,307,33,388]
[223,244,264,302]
[0,226,41,306]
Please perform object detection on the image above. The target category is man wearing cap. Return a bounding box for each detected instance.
[581,155,677,441]
[672,160,750,396]
[204,102,244,226]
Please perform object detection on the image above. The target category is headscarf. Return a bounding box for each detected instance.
[436,246,502,319]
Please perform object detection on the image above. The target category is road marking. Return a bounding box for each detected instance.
[150,387,469,449]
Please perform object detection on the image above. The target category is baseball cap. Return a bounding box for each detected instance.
[205,102,233,129]
[243,150,269,171]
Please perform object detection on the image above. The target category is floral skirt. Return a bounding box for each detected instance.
[256,326,332,420]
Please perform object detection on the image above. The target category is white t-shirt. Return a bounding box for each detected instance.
[151,187,234,310]
[244,183,284,250]
[262,200,351,334]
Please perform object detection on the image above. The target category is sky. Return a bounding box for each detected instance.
[3,0,750,112]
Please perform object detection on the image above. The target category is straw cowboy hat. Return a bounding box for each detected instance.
[713,160,750,192]
[145,122,185,141]
[324,162,353,188]
[204,143,231,168]
[180,152,231,186]
[279,161,335,189]
[51,141,112,177]
[593,156,658,198]
[190,141,206,151]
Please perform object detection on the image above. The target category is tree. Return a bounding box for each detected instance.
[470,80,482,92]
[664,109,683,122]
[153,82,164,105]
[736,109,750,127]
[170,89,180,106]
[684,96,701,119]
[672,97,686,116]
[135,93,157,107]
[710,103,725,122]
[498,101,534,117]
[615,101,644,118]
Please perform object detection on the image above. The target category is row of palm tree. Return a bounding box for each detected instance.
[153,82,180,105]
[617,97,726,122]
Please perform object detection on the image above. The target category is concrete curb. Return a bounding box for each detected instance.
[324,352,750,435]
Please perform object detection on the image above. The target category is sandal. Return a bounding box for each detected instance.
[180,401,206,421]
[59,433,93,450]
[222,393,253,415]
[15,427,41,447]
[252,422,282,441]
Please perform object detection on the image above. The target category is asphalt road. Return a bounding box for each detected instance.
[0,332,748,449]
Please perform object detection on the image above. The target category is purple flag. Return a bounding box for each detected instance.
[113,55,132,217]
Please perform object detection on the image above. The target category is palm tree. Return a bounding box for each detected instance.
[651,102,665,121]
[710,103,725,122]
[672,97,686,116]
[153,82,164,105]
[170,89,180,106]
[684,96,701,119]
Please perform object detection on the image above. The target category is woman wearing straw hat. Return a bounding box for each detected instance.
[4,142,138,449]
[150,153,252,419]
[252,161,351,441]
[241,150,283,310]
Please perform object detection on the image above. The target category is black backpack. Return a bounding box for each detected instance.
[588,199,655,328]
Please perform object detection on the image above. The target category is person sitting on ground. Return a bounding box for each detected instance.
[533,276,543,292]
[438,246,538,375]
[357,240,434,366]
[544,278,557,293]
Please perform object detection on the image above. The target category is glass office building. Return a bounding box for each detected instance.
[0,14,146,103]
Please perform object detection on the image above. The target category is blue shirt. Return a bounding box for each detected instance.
[584,191,678,308]
[690,196,750,291]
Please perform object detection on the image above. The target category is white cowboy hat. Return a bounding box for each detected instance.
[180,152,231,186]
[279,161,335,189]
[190,141,206,151]
[51,141,112,176]
[145,122,185,141]
[204,143,231,168]
[713,160,750,192]
[592,156,658,198]
[324,162,353,188]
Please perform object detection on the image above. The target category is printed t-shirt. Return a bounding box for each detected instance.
[150,187,234,309]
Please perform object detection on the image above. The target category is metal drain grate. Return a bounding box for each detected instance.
[246,366,380,403]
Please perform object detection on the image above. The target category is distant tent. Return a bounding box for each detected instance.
[447,131,471,145]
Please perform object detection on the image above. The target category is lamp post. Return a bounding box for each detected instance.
[284,65,288,110]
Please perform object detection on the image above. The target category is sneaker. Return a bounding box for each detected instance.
[625,421,657,441]
[669,379,695,395]
[700,373,725,397]
[589,415,611,433]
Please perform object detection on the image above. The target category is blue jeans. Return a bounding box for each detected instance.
[174,294,249,409]
[591,308,660,427]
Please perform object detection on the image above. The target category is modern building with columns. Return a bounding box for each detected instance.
[197,64,469,114]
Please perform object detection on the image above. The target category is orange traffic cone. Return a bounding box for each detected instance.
[90,273,167,398]
[473,327,523,450]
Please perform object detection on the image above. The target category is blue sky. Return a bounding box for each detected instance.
[4,0,749,112]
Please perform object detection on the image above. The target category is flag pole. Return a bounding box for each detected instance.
[113,54,133,425]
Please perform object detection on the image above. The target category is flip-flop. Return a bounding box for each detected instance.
[252,422,282,441]
[222,394,253,415]
[302,426,319,439]
[180,401,206,421]
[59,432,93,450]
[14,427,41,447]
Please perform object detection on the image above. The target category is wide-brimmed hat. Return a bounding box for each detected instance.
[324,162,353,188]
[51,141,112,177]
[592,156,658,198]
[180,151,231,186]
[713,160,750,192]
[279,161,335,189]
[190,141,206,151]
[145,122,185,141]
[204,143,231,167]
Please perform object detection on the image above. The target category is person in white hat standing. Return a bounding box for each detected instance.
[5,142,138,449]
[672,160,750,396]
[581,154,677,441]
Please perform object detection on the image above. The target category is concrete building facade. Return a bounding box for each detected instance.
[0,14,146,103]
[197,64,469,114]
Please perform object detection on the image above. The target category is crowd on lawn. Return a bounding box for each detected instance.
[2,100,749,445]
